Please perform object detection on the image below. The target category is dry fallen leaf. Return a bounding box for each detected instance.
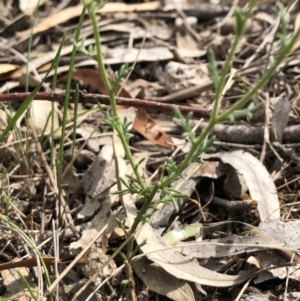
[133,108,175,150]
[135,223,252,287]
[19,0,39,14]
[30,100,59,136]
[204,150,280,220]
[78,144,115,219]
[16,2,161,38]
[134,257,195,301]
[58,68,107,94]
[0,63,19,74]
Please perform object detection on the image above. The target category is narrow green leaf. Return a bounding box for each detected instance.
[0,32,67,143]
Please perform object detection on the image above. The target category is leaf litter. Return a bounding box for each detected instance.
[1,0,300,301]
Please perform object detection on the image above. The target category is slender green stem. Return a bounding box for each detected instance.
[218,30,300,122]
[212,33,242,120]
[57,9,86,194]
[89,8,114,112]
[25,0,40,93]
[17,270,39,301]
[130,181,160,234]
[212,1,256,119]
[162,12,300,189]
[88,7,146,191]
[161,121,215,188]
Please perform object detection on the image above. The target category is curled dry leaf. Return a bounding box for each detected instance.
[180,219,300,259]
[134,257,195,301]
[204,150,280,220]
[180,234,265,259]
[69,144,124,251]
[79,144,115,219]
[133,108,174,150]
[250,251,300,284]
[135,223,252,287]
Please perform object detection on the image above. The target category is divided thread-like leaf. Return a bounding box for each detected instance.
[112,63,133,92]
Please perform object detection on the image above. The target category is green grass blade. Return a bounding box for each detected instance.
[56,6,86,198]
[17,270,39,301]
[0,31,67,143]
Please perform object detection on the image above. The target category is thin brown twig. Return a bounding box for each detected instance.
[211,196,258,211]
[0,90,211,118]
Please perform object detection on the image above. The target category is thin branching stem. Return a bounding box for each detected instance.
[87,5,146,192]
[217,32,300,122]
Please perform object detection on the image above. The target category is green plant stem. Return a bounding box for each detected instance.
[88,7,146,191]
[80,3,300,301]
[126,262,137,301]
[89,10,114,110]
[161,23,300,190]
[17,270,39,301]
[212,30,241,119]
[57,8,85,196]
[217,33,300,122]
[87,7,144,300]
[129,181,160,234]
[212,1,256,119]
[161,121,215,189]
